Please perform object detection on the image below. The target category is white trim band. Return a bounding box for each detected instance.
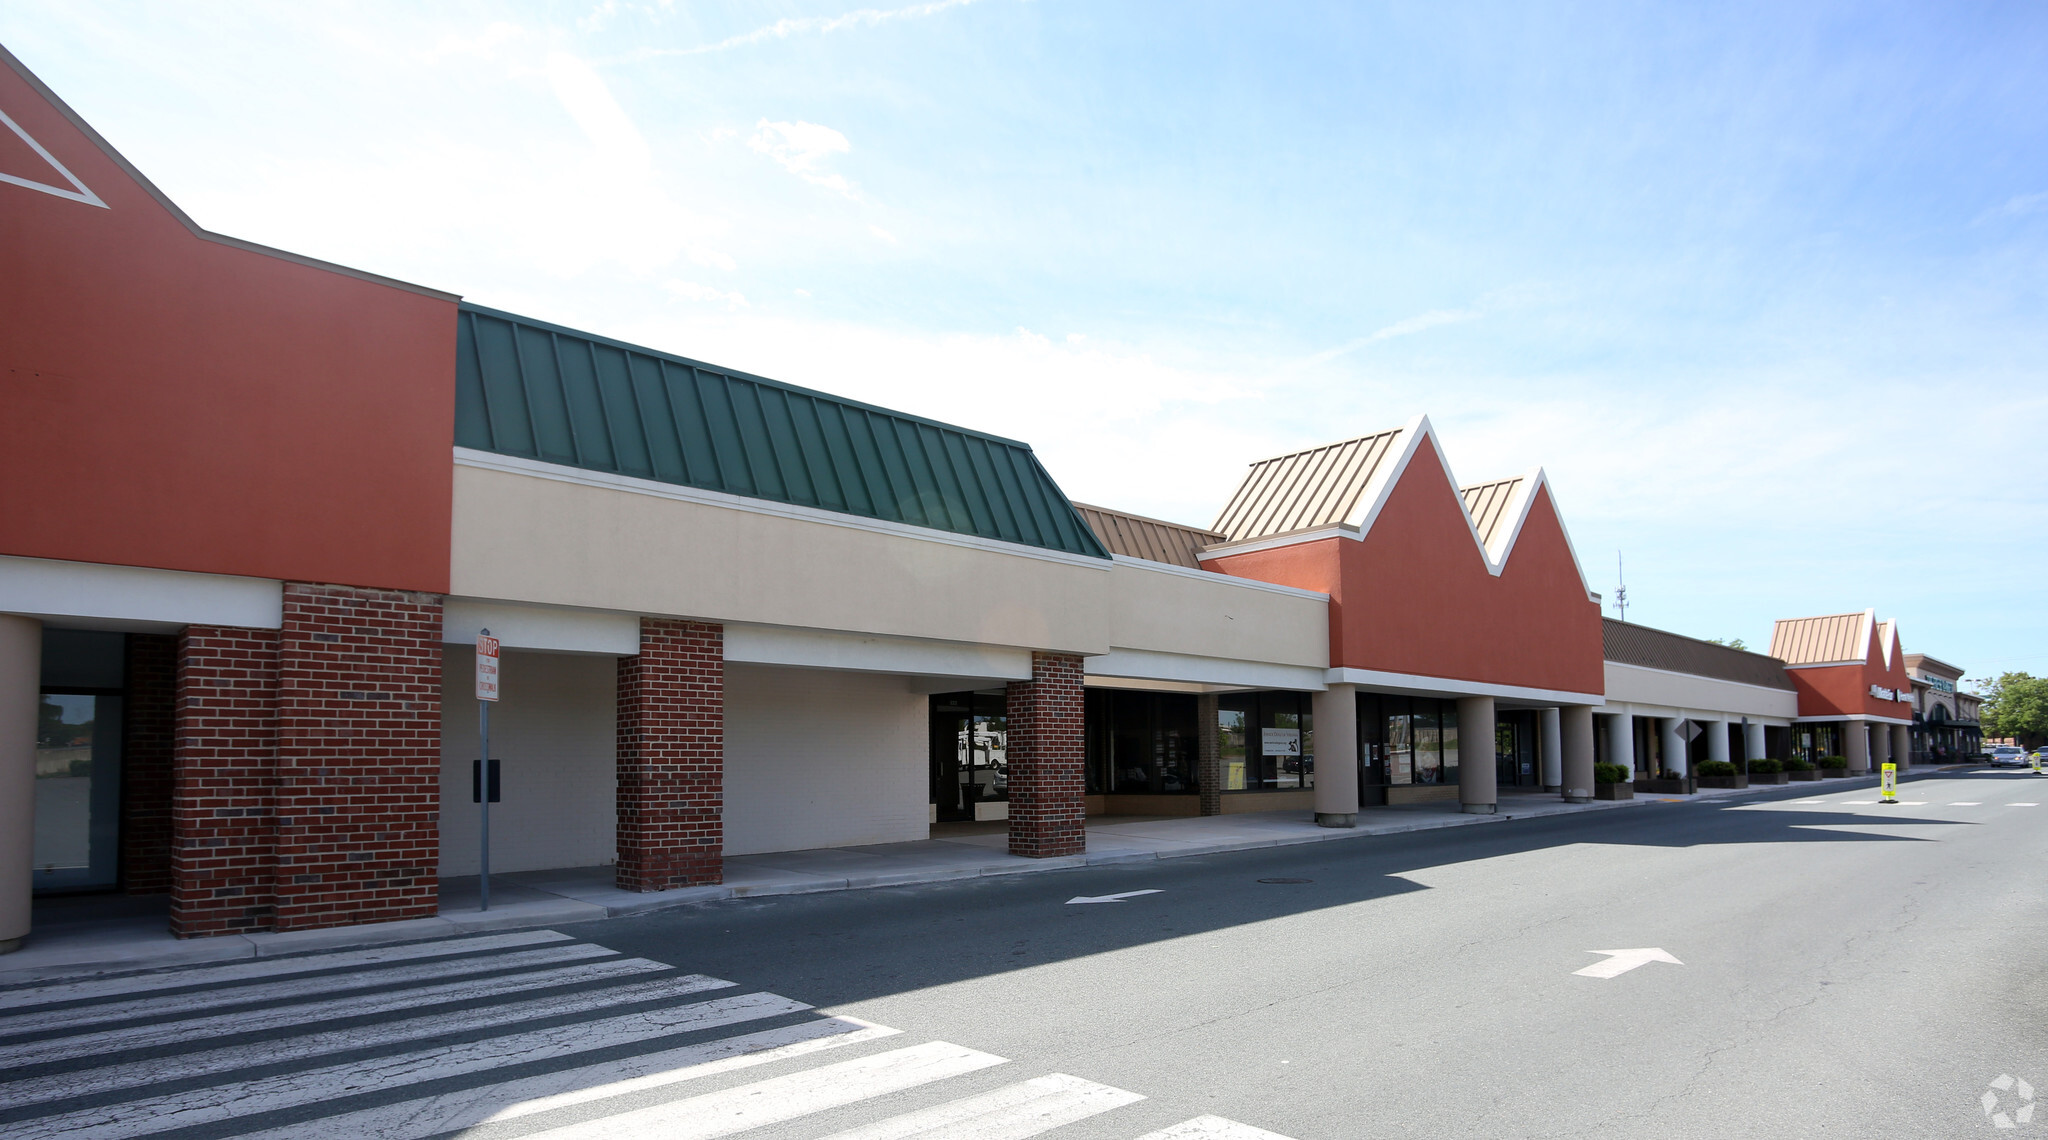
[1325,666,1604,707]
[0,555,282,630]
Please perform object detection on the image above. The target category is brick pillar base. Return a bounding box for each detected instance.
[616,619,724,891]
[171,627,281,938]
[122,633,178,894]
[1197,693,1222,817]
[1007,652,1085,858]
[272,584,443,932]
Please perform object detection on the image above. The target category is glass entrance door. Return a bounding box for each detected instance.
[35,692,122,892]
[929,691,1008,823]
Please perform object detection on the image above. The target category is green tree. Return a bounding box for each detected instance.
[1706,637,1749,651]
[1977,673,2048,750]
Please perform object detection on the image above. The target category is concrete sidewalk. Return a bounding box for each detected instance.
[0,778,1856,984]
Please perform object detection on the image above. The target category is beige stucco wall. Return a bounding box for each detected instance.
[452,463,1114,656]
[1603,661,1799,720]
[1105,559,1328,667]
[723,663,928,856]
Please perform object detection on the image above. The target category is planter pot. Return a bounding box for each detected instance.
[1745,771,1790,785]
[1819,768,1850,778]
[1786,769,1821,781]
[1634,778,1696,795]
[1697,776,1749,789]
[1593,782,1634,800]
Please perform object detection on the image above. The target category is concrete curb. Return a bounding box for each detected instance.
[11,777,1934,984]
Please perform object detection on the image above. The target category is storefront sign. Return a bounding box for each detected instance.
[1918,676,1955,694]
[1262,728,1302,756]
[1868,685,1903,702]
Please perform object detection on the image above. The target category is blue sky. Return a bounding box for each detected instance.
[5,1,2045,679]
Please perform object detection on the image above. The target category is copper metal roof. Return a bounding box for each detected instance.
[1460,476,1526,547]
[1604,620,1797,690]
[1073,503,1227,569]
[1768,611,1872,666]
[1211,428,1404,541]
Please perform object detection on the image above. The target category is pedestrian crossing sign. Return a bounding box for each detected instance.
[1880,762,1897,803]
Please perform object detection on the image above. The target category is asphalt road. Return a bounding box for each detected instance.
[575,768,2048,1139]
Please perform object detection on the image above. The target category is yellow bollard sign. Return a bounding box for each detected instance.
[1880,762,1898,803]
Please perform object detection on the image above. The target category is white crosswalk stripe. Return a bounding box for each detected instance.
[0,953,671,1066]
[814,1072,1145,1139]
[0,928,570,1011]
[0,941,615,1036]
[0,928,1298,1140]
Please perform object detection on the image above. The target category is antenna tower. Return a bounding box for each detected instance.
[1614,552,1628,622]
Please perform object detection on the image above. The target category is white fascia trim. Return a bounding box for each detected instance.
[1782,659,1867,670]
[1602,702,1795,726]
[1110,554,1329,600]
[442,598,641,656]
[1792,714,1914,726]
[0,554,282,629]
[1602,659,1799,698]
[455,448,1114,572]
[1325,666,1605,707]
[1195,525,1353,561]
[1088,648,1328,692]
[724,623,1034,681]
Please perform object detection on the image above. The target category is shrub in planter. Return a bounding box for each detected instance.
[1698,760,1738,777]
[1783,757,1815,772]
[1749,758,1783,773]
[1594,763,1631,785]
[1819,755,1849,771]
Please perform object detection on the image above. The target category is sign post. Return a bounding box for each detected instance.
[475,630,500,911]
[1879,762,1897,804]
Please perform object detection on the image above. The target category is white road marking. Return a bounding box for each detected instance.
[0,929,571,1011]
[13,997,851,1140]
[1067,890,1165,905]
[815,1072,1144,1139]
[0,972,734,1108]
[1573,948,1683,979]
[520,1041,1006,1140]
[1842,800,1879,805]
[1949,802,1983,806]
[0,955,673,1065]
[2011,803,2041,807]
[1133,1116,1301,1139]
[0,942,616,1035]
[1790,799,1828,804]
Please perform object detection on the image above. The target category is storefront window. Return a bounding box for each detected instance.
[1364,694,1463,787]
[1217,692,1312,791]
[1091,690,1198,795]
[1219,698,1249,790]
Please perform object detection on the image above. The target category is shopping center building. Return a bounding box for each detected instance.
[0,47,1976,950]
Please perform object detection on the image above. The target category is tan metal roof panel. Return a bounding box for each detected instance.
[1212,428,1403,541]
[1604,619,1797,690]
[1768,612,1870,665]
[1073,503,1227,570]
[1460,476,1525,547]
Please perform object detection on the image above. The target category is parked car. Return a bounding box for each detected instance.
[1989,746,2028,767]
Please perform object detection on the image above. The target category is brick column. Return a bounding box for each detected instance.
[616,619,724,891]
[1197,693,1222,817]
[171,626,281,938]
[1006,652,1085,858]
[121,633,178,894]
[271,584,443,932]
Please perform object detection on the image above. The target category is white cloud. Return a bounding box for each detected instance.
[1295,307,1482,369]
[868,224,898,243]
[636,0,981,57]
[749,119,856,196]
[1985,190,2048,220]
[664,279,749,308]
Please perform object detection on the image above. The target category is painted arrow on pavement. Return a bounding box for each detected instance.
[1066,890,1164,905]
[1574,948,1683,978]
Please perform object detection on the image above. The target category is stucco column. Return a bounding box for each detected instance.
[1844,721,1870,774]
[1872,721,1892,769]
[1311,684,1357,827]
[1607,712,1636,779]
[1196,693,1222,817]
[0,615,41,953]
[1561,705,1596,802]
[1744,721,1767,762]
[1893,724,1912,773]
[1457,696,1497,814]
[1540,708,1563,792]
[1705,720,1729,769]
[1659,718,1687,778]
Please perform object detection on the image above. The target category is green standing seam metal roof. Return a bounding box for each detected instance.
[453,304,1110,559]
